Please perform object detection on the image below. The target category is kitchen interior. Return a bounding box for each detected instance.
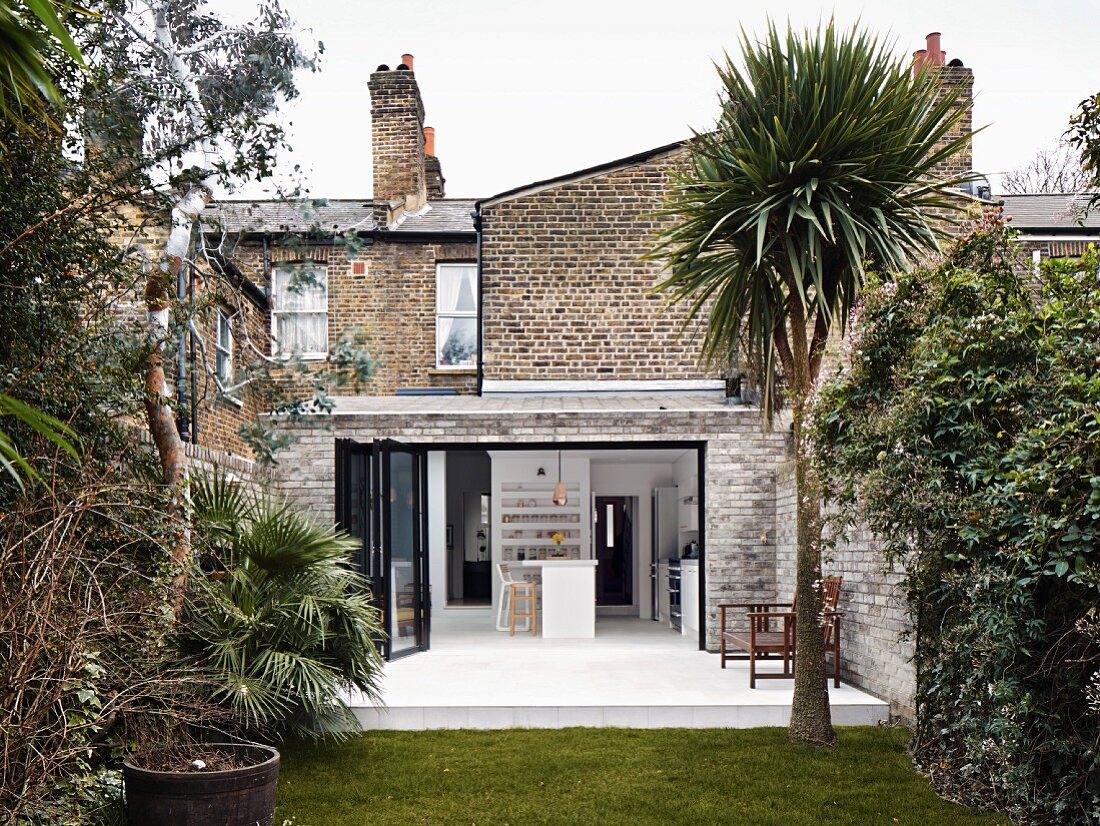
[432,446,702,642]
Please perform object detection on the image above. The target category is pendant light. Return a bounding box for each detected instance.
[552,450,568,506]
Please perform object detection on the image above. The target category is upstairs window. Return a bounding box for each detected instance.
[215,308,233,383]
[436,263,477,368]
[271,266,328,359]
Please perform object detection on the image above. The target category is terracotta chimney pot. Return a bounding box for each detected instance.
[423,126,436,157]
[925,32,944,67]
[401,53,414,71]
[912,49,927,75]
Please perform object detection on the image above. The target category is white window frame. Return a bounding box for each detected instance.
[435,262,477,370]
[271,265,328,360]
[215,308,233,385]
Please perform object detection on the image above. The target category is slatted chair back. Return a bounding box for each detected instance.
[821,576,842,646]
[785,576,842,615]
[786,576,842,642]
[822,576,842,612]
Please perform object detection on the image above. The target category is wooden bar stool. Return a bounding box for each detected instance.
[499,567,536,637]
[509,580,538,636]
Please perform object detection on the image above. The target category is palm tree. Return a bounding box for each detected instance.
[651,20,974,745]
[0,0,85,139]
[0,1,86,487]
[186,473,385,738]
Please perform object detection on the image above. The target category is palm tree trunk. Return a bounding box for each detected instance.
[785,306,837,746]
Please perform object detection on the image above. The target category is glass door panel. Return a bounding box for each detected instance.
[376,440,427,658]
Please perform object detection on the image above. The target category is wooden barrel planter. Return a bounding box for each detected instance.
[123,743,280,826]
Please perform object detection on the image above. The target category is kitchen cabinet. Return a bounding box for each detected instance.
[678,495,699,532]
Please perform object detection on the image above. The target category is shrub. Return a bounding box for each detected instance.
[184,474,385,738]
[812,219,1100,823]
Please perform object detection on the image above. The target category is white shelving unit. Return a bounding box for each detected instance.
[498,482,584,561]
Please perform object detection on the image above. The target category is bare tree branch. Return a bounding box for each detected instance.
[1001,141,1092,194]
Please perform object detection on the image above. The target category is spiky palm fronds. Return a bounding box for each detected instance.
[0,392,79,490]
[0,1,86,140]
[651,19,975,414]
[187,474,384,739]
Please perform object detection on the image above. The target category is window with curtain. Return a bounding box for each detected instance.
[215,308,233,383]
[436,263,477,368]
[271,266,328,359]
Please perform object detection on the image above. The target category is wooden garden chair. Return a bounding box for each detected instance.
[718,576,843,689]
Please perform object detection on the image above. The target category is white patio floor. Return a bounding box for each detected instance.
[349,610,889,730]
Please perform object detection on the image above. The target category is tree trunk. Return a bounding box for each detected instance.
[145,184,210,606]
[785,306,837,746]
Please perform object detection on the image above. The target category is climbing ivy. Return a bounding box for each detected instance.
[812,217,1100,824]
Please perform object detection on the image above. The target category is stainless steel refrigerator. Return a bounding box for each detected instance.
[650,486,679,620]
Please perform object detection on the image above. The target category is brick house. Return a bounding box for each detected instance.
[999,193,1100,261]
[195,36,988,715]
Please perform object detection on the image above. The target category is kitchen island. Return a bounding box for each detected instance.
[513,559,598,638]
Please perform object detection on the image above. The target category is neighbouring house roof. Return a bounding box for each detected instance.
[478,139,689,209]
[1000,193,1100,231]
[203,198,477,236]
[392,200,477,233]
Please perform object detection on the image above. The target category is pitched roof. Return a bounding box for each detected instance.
[392,200,477,233]
[203,198,477,235]
[1000,193,1100,231]
[478,139,689,208]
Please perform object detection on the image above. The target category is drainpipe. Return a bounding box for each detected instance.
[189,257,198,444]
[473,203,484,396]
[175,257,191,442]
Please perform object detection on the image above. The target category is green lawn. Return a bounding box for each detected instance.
[276,727,1005,826]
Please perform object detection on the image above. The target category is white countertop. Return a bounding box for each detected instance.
[680,559,699,566]
[513,559,598,568]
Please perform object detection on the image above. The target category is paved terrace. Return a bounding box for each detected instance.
[348,612,888,730]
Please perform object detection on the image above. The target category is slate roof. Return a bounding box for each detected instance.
[392,200,477,233]
[1000,193,1100,230]
[203,199,477,235]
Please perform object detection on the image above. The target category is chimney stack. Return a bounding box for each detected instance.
[424,126,445,198]
[911,31,974,183]
[369,54,428,223]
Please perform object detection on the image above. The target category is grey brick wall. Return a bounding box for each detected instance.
[775,461,916,715]
[273,404,787,648]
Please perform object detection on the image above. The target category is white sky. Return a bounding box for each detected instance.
[218,0,1099,200]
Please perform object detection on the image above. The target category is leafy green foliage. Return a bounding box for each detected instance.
[812,219,1100,822]
[0,391,78,489]
[0,122,213,824]
[185,472,385,738]
[651,19,974,411]
[1067,91,1100,212]
[0,0,86,141]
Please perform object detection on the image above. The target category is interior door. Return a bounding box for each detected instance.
[374,439,429,659]
[335,438,429,660]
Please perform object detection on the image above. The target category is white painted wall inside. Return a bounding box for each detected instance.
[589,461,676,619]
[488,451,591,612]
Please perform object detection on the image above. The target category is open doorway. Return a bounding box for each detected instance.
[445,450,492,606]
[594,496,634,606]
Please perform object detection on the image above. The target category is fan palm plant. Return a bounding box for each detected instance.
[185,473,384,738]
[650,20,975,745]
